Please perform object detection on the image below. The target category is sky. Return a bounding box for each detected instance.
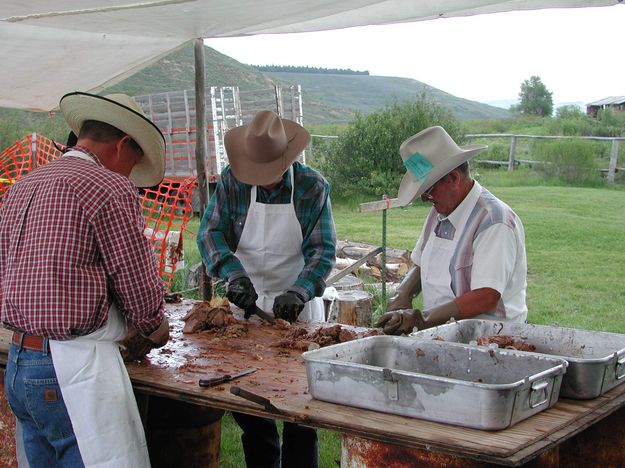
[205,5,625,108]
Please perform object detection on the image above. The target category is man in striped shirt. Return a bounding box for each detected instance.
[376,126,527,335]
[197,110,336,468]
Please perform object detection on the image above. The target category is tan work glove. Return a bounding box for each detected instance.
[386,266,421,311]
[375,309,426,335]
[422,301,460,328]
[119,317,170,362]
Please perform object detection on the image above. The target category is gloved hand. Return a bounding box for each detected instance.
[273,292,305,323]
[386,266,421,311]
[374,309,426,335]
[119,317,170,362]
[227,277,258,310]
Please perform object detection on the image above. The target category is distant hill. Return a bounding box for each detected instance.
[261,71,510,123]
[104,44,510,125]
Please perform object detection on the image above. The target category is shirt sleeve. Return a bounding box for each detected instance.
[92,190,164,336]
[289,179,336,302]
[196,173,246,282]
[470,223,519,294]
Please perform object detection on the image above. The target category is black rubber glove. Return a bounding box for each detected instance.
[374,309,426,335]
[227,277,258,310]
[273,292,306,323]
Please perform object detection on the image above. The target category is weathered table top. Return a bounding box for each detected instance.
[3,300,625,466]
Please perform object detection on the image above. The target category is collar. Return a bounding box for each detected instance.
[438,180,482,230]
[64,146,104,168]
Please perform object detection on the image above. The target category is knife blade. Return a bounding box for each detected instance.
[245,305,276,325]
[198,367,257,387]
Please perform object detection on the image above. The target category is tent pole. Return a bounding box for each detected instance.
[194,38,212,300]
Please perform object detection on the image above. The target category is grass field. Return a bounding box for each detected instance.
[173,169,625,466]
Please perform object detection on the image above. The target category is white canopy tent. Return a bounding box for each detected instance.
[1,0,620,112]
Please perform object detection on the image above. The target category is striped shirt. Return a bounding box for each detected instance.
[412,181,527,322]
[0,148,165,340]
[197,162,336,302]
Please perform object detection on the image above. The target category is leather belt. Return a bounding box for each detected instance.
[12,332,50,352]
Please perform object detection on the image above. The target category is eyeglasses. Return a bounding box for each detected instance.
[421,174,448,201]
[422,184,436,200]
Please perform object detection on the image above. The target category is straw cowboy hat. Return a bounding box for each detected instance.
[396,126,487,206]
[225,110,310,186]
[60,92,165,187]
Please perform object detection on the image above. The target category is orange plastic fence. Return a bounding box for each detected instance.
[140,177,196,289]
[0,134,196,290]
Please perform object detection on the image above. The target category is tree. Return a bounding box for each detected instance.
[317,94,461,199]
[513,76,553,117]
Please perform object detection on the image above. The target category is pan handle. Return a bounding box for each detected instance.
[615,353,625,380]
[529,380,549,408]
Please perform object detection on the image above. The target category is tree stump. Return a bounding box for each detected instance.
[335,290,373,327]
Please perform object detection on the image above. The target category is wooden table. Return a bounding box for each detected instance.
[2,300,625,466]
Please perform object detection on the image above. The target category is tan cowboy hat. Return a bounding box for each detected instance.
[396,126,487,206]
[225,110,310,186]
[59,92,165,188]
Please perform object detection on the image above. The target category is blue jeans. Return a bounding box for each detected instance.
[232,412,318,468]
[5,342,84,467]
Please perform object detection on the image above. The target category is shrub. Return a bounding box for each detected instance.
[318,94,461,199]
[534,139,602,185]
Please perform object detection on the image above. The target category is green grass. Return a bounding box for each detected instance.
[218,413,341,468]
[172,171,625,465]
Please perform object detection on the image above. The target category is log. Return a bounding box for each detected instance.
[337,240,411,265]
[333,290,373,328]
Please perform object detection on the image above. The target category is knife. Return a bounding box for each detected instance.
[245,305,276,325]
[230,385,280,413]
[198,367,258,387]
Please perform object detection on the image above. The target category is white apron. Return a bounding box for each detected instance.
[49,303,150,468]
[233,166,324,322]
[49,150,150,468]
[421,233,457,310]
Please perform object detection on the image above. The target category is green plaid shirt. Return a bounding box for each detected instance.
[197,162,336,302]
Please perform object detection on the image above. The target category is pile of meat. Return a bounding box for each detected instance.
[476,335,536,352]
[181,299,244,337]
[274,323,383,351]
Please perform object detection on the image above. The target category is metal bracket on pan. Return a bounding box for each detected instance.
[614,352,625,380]
[383,368,398,401]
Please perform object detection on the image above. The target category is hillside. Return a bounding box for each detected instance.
[261,71,510,122]
[106,44,509,125]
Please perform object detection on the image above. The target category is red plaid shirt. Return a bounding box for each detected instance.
[0,148,164,340]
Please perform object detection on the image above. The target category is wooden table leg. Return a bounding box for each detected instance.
[143,396,224,468]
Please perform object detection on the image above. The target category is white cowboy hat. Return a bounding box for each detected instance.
[396,126,487,206]
[60,92,165,188]
[225,110,310,186]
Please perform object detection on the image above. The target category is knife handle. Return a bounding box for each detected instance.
[199,375,230,387]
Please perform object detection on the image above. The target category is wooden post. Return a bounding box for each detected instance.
[608,139,619,185]
[194,38,212,301]
[508,135,517,172]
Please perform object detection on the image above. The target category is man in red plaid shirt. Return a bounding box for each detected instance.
[0,92,169,467]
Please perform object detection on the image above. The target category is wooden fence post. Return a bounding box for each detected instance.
[608,139,619,185]
[508,135,517,172]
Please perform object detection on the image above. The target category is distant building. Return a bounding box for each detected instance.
[586,96,625,117]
